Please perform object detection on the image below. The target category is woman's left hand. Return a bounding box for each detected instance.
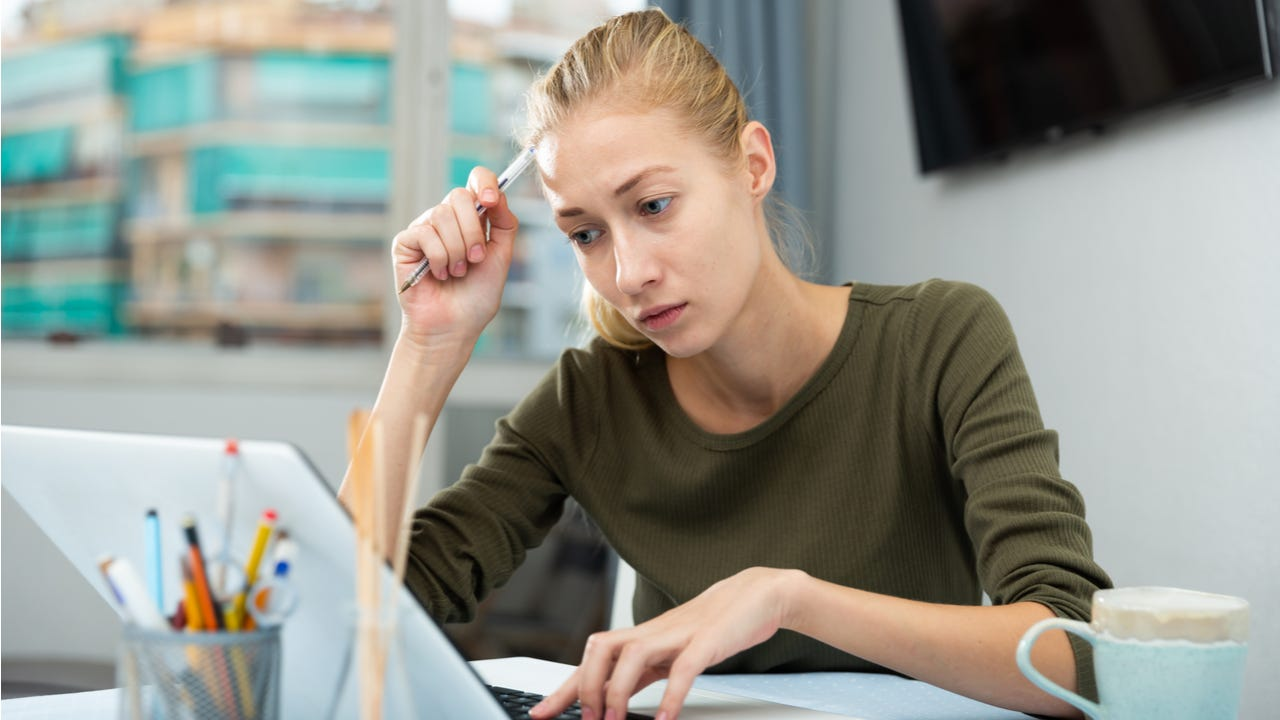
[529,567,806,720]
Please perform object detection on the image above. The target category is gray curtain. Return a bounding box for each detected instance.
[657,0,814,243]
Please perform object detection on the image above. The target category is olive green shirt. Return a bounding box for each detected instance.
[404,279,1111,699]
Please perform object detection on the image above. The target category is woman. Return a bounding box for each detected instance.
[340,8,1109,720]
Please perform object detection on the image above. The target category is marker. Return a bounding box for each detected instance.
[145,509,164,613]
[250,532,299,626]
[182,515,224,631]
[398,146,536,294]
[105,557,169,631]
[260,530,296,588]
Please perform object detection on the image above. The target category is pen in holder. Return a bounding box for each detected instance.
[117,623,281,720]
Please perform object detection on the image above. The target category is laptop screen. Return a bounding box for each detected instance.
[2,425,510,718]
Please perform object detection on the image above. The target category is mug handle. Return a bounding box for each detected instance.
[1016,617,1103,720]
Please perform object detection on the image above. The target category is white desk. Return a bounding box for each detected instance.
[1,656,1032,719]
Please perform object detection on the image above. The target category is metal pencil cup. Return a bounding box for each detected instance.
[117,624,282,720]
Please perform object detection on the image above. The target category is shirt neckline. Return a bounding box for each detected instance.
[640,285,865,451]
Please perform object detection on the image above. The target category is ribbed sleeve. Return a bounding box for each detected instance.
[402,355,592,622]
[904,281,1110,699]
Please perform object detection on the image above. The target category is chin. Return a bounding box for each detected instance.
[653,341,692,358]
[647,331,713,359]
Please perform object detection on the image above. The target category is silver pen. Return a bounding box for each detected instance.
[398,146,537,294]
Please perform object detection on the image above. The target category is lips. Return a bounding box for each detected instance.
[639,303,687,331]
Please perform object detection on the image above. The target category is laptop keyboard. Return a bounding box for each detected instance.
[488,685,653,720]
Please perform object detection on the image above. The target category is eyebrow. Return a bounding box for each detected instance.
[555,165,677,218]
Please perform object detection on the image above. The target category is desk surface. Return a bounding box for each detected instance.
[1,656,1031,720]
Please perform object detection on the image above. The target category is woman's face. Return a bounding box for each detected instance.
[538,106,768,358]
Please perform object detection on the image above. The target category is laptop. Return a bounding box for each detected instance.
[2,425,847,719]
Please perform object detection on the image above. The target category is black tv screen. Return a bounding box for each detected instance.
[898,0,1276,173]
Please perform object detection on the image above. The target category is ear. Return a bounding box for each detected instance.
[739,120,776,202]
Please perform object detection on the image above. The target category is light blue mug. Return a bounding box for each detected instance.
[1017,587,1249,720]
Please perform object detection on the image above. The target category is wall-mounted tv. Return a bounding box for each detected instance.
[898,0,1276,173]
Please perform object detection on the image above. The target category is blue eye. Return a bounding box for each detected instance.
[569,228,602,247]
[640,197,672,216]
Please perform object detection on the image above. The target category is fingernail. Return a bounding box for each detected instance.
[656,713,670,720]
[482,188,498,203]
[468,244,485,262]
[451,260,466,276]
[581,707,595,720]
[605,710,617,720]
[529,700,546,716]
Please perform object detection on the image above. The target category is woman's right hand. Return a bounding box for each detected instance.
[393,165,520,351]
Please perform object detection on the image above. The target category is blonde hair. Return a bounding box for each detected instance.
[523,8,812,351]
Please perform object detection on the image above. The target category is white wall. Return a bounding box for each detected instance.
[833,4,1280,717]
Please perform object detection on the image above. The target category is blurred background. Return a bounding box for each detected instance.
[0,0,638,353]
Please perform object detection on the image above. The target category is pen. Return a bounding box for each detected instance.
[398,146,537,294]
[215,439,241,597]
[182,515,224,631]
[144,509,163,613]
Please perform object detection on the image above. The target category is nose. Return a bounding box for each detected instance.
[612,228,660,296]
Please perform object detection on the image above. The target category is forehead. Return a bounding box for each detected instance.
[536,106,707,207]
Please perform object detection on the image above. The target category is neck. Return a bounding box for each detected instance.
[667,263,850,434]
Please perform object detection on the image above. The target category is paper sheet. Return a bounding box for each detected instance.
[693,672,1033,720]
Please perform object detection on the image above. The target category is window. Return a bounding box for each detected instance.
[2,0,638,359]
[3,2,396,347]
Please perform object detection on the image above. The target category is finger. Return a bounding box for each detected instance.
[392,223,448,283]
[656,646,713,720]
[484,183,519,240]
[466,166,500,263]
[529,668,582,719]
[467,165,500,198]
[391,225,426,265]
[408,208,455,282]
[469,164,522,252]
[577,631,624,719]
[606,638,668,719]
[439,187,481,278]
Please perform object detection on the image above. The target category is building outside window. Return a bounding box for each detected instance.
[2,0,638,358]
